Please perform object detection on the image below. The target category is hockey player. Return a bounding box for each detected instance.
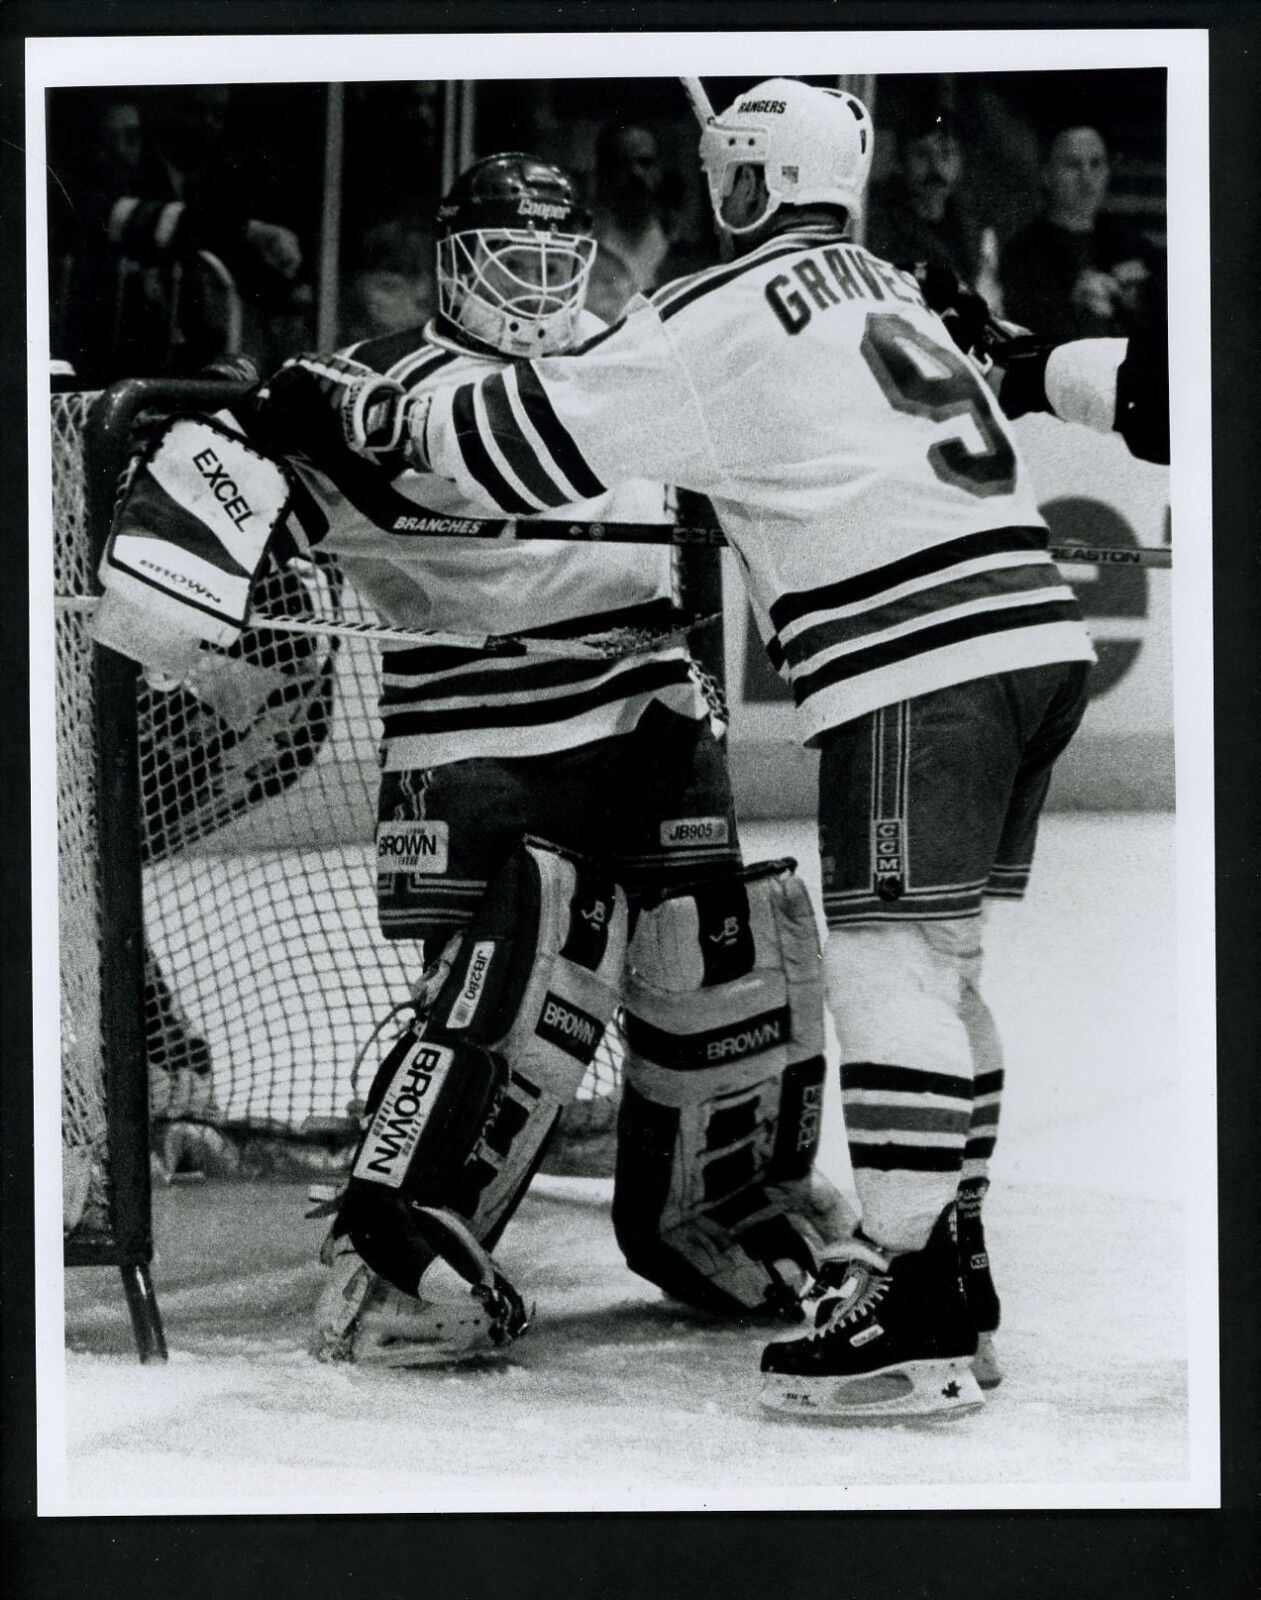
[287,81,1110,1418]
[995,320,1170,464]
[249,153,852,1367]
[908,258,1171,465]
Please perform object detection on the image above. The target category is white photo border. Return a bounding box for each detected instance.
[26,25,1216,1516]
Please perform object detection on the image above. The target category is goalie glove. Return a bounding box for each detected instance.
[252,353,416,471]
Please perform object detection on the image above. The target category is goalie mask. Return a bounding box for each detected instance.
[436,153,597,358]
[699,77,874,236]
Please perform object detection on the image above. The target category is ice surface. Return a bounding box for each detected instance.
[57,814,1207,1513]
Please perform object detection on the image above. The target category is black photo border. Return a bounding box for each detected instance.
[2,3,1256,1596]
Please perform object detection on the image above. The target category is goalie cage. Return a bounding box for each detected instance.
[54,377,699,1362]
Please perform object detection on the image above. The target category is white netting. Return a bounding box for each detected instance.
[55,392,112,1238]
[53,392,623,1196]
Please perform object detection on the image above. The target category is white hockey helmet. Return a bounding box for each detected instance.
[699,78,874,236]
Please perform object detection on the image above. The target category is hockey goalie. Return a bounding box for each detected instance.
[96,152,854,1367]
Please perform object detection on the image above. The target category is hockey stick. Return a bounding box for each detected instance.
[296,510,1173,569]
[57,591,722,660]
[679,76,739,264]
[680,76,716,127]
[232,608,723,657]
[1046,543,1170,569]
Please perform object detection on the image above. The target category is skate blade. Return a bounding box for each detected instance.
[760,1358,984,1421]
[344,1336,510,1369]
[311,1325,515,1369]
[350,1309,519,1369]
[973,1332,1003,1391]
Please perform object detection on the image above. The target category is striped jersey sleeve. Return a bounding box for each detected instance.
[422,300,720,516]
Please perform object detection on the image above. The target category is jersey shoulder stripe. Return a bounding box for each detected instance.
[338,332,459,394]
[570,316,627,355]
[341,326,430,374]
[393,346,460,390]
[652,231,845,323]
[649,230,830,313]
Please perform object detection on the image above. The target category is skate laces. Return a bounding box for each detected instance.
[808,1254,890,1336]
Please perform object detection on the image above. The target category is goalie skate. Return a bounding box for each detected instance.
[311,1226,529,1368]
[759,1208,984,1421]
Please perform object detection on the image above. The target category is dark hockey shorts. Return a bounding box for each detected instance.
[376,703,740,944]
[816,661,1091,927]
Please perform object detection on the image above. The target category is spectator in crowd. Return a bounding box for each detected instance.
[589,120,710,315]
[865,107,1001,301]
[592,122,671,296]
[1000,124,1161,342]
[49,87,305,383]
[92,98,145,190]
[585,245,640,325]
[340,220,436,345]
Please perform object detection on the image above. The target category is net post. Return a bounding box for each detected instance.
[81,382,161,1360]
[120,1262,169,1363]
[69,377,252,1359]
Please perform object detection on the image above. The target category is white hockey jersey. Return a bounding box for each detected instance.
[288,318,709,769]
[421,227,1096,742]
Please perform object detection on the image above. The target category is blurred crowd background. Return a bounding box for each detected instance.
[46,70,1166,388]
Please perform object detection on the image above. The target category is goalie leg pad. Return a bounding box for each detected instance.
[338,836,629,1300]
[613,860,855,1316]
[338,1027,509,1296]
[422,835,629,1244]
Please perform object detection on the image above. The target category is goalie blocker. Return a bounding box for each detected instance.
[314,836,629,1365]
[614,860,855,1315]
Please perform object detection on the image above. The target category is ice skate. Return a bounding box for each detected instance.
[760,1206,984,1421]
[956,1178,1002,1389]
[311,1229,529,1368]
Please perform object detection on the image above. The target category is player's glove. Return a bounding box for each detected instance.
[902,260,995,362]
[991,334,1057,419]
[251,354,415,472]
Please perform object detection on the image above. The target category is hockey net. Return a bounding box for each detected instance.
[54,385,624,1251]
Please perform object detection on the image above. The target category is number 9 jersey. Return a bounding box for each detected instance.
[422,226,1095,743]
